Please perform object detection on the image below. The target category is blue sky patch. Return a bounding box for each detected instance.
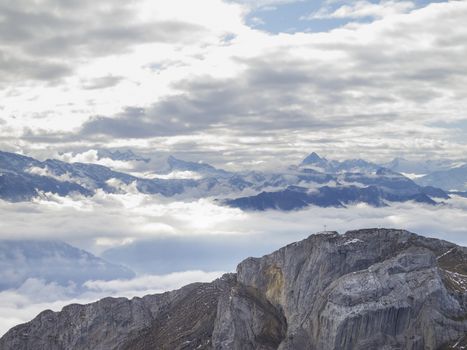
[245,0,448,34]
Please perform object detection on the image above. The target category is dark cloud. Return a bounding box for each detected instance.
[0,50,72,83]
[24,21,204,58]
[81,76,124,90]
[81,107,196,138]
[21,128,82,144]
[78,54,399,139]
[0,1,206,84]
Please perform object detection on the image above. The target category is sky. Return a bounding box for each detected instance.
[1,0,467,336]
[0,0,466,170]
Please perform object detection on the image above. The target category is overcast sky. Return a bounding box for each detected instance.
[0,0,466,169]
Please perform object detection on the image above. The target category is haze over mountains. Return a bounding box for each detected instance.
[1,150,465,210]
[0,240,134,291]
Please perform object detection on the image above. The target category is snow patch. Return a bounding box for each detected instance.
[437,247,455,260]
[26,166,76,184]
[401,172,426,180]
[343,238,364,246]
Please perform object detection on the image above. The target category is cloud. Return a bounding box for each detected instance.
[61,1,465,164]
[55,149,136,172]
[0,0,465,165]
[83,270,224,295]
[307,1,416,20]
[0,0,207,84]
[25,166,76,183]
[81,76,124,90]
[0,50,72,82]
[228,0,304,9]
[0,279,81,337]
[0,189,466,257]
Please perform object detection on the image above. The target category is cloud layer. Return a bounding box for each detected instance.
[1,191,466,336]
[1,189,467,336]
[1,191,466,254]
[0,0,465,166]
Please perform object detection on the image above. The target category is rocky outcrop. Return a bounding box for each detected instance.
[0,276,236,350]
[1,228,467,350]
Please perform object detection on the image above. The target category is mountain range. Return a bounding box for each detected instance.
[0,150,465,211]
[382,157,467,192]
[1,228,466,349]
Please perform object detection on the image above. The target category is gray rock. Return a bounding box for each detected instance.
[1,229,467,350]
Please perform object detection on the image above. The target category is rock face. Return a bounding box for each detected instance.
[2,228,467,350]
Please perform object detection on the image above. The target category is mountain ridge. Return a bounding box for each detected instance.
[1,228,466,349]
[0,150,452,210]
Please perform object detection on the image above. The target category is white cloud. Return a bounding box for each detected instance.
[229,0,304,10]
[307,0,416,20]
[26,166,76,183]
[0,191,466,253]
[56,150,136,171]
[150,170,204,180]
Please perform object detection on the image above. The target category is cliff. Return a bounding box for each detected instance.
[1,229,466,350]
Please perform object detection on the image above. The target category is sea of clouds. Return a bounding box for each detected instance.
[1,190,466,335]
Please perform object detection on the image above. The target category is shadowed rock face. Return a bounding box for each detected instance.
[1,229,467,350]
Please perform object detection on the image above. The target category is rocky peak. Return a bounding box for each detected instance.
[1,228,466,350]
[302,152,323,164]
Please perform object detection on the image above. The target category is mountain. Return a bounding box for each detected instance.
[0,240,135,291]
[383,157,465,175]
[0,150,450,210]
[379,156,467,192]
[2,229,466,349]
[96,149,150,163]
[225,166,447,211]
[299,152,380,174]
[299,151,331,170]
[415,164,467,192]
[224,184,437,211]
[0,151,254,200]
[0,151,198,200]
[0,152,92,201]
[164,155,229,176]
[451,191,467,198]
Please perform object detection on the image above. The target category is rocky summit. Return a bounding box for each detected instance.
[1,228,467,350]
